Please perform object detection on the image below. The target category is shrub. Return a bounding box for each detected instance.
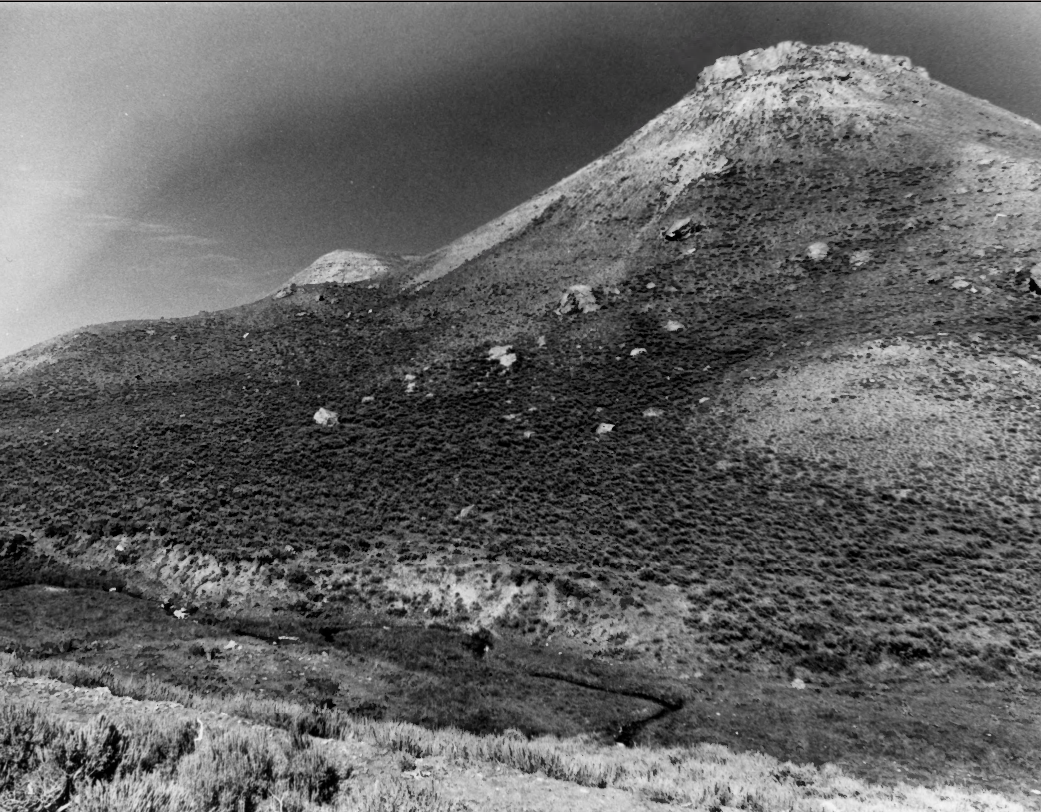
[72,772,192,812]
[282,744,340,804]
[52,713,125,783]
[0,702,62,789]
[118,718,198,778]
[177,728,279,812]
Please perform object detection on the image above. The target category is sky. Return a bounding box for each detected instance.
[1,2,1040,359]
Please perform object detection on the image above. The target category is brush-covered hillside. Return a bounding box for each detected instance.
[3,41,1041,800]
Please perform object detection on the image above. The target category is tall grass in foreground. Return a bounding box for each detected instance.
[0,653,1027,811]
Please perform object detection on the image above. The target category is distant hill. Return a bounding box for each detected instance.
[3,39,1041,711]
[289,249,403,286]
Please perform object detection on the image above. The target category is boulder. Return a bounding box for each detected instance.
[1030,264,1041,295]
[313,407,339,426]
[661,217,697,242]
[557,285,599,315]
[488,345,517,369]
[848,250,872,268]
[807,242,829,261]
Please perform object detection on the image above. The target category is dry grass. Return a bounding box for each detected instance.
[0,652,1028,811]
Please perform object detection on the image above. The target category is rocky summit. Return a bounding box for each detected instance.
[3,42,1041,798]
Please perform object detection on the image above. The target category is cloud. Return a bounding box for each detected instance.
[80,212,223,253]
[195,252,242,265]
[156,233,220,247]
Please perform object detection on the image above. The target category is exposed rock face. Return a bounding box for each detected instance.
[290,250,398,286]
[695,41,925,86]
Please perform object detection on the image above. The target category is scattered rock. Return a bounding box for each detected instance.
[848,250,872,268]
[642,408,663,418]
[488,346,517,369]
[951,279,971,291]
[807,242,829,261]
[664,320,685,332]
[661,217,698,242]
[993,213,1009,230]
[596,423,614,436]
[456,505,475,521]
[274,283,296,299]
[557,285,599,315]
[313,407,338,427]
[790,678,806,690]
[630,347,647,357]
[1029,264,1041,295]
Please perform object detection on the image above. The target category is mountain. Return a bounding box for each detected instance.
[3,41,1041,791]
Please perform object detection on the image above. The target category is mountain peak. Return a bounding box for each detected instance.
[695,40,926,87]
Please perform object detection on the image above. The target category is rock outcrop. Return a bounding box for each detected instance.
[291,250,399,287]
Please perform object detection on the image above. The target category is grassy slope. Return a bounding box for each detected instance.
[1,652,1032,811]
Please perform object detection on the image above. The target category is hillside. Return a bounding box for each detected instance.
[3,41,1041,804]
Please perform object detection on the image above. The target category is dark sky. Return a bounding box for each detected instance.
[2,3,1039,358]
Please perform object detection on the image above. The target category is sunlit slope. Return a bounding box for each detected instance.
[395,40,1041,343]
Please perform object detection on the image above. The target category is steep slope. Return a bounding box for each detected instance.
[390,41,1041,347]
[3,43,1041,775]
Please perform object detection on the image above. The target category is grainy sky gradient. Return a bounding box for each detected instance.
[1,2,1039,359]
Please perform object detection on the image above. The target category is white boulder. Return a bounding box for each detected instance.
[313,407,339,426]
